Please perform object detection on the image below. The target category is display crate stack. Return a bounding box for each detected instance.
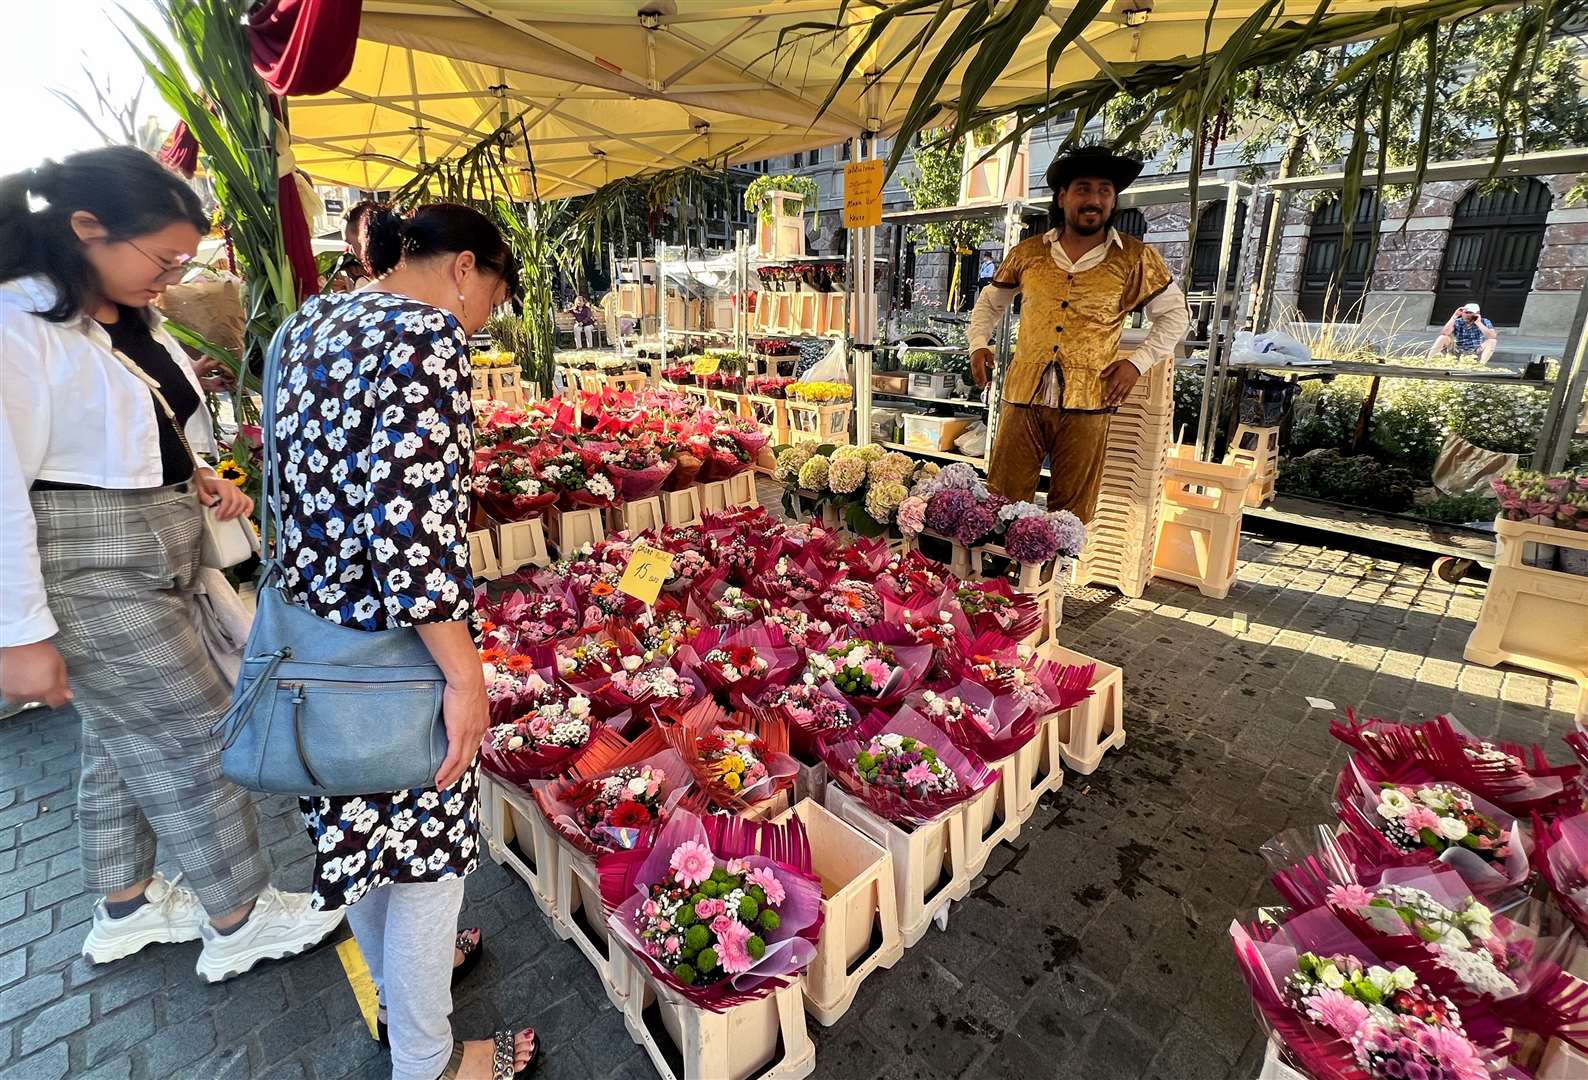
[1151,452,1254,601]
[1074,358,1175,598]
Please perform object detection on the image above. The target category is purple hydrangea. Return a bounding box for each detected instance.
[1051,510,1086,556]
[1003,515,1060,564]
[925,488,974,533]
[954,505,999,546]
[982,493,1010,518]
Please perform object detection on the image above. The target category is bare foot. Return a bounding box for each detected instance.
[454,927,481,968]
[455,1030,534,1078]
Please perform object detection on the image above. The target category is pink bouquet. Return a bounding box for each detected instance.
[598,810,823,1010]
[1333,711,1580,818]
[477,585,579,651]
[946,633,1095,719]
[1232,907,1512,1080]
[820,706,993,827]
[912,679,1040,762]
[672,626,801,700]
[482,682,620,788]
[533,728,693,855]
[743,680,862,760]
[817,577,884,628]
[1532,810,1588,941]
[600,441,676,502]
[805,627,933,710]
[473,445,559,522]
[1334,759,1531,897]
[949,580,1043,641]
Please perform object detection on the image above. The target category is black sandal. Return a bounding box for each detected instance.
[437,1030,540,1079]
[375,929,486,1045]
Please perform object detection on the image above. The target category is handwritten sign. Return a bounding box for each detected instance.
[690,354,721,377]
[618,544,675,606]
[843,159,885,229]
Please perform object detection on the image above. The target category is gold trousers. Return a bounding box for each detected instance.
[986,404,1112,522]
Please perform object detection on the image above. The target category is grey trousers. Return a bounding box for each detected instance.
[32,484,268,914]
[346,878,466,1080]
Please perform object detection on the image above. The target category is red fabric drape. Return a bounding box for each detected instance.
[159,122,199,179]
[247,0,363,96]
[278,174,320,302]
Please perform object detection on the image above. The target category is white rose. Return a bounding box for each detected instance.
[1377,789,1414,818]
[628,776,649,795]
[508,735,525,750]
[1436,817,1469,842]
[621,655,642,672]
[1391,966,1416,990]
[569,696,591,719]
[879,733,904,750]
[1320,964,1346,989]
[1417,787,1448,809]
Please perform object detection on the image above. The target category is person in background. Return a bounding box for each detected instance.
[272,201,539,1080]
[977,250,997,289]
[327,199,380,291]
[0,146,344,982]
[968,145,1189,521]
[1429,302,1498,364]
[569,293,597,348]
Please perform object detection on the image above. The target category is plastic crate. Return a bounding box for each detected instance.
[901,414,973,452]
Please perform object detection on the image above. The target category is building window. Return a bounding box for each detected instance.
[841,142,852,161]
[1114,207,1147,239]
[1190,199,1247,293]
[1433,178,1551,327]
[792,152,804,168]
[1297,190,1383,323]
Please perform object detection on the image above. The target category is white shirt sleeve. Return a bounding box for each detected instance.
[968,281,1019,354]
[1127,279,1191,375]
[0,314,60,647]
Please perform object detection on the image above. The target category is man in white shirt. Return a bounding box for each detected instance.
[968,145,1189,519]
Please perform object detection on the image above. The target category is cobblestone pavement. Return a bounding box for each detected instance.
[2,534,1582,1080]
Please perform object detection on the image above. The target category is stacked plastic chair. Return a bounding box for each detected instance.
[1074,357,1175,598]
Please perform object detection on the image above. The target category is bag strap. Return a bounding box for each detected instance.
[257,320,295,582]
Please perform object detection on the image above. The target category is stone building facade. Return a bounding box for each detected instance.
[761,134,1586,339]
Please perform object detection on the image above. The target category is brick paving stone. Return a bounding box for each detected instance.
[0,1043,67,1080]
[16,995,88,1056]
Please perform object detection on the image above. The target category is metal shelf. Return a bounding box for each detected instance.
[872,390,987,410]
[879,441,988,469]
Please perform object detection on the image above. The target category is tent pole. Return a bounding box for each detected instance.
[1253,186,1290,333]
[1196,179,1242,460]
[1534,279,1588,471]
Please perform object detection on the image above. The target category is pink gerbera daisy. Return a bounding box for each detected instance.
[904,762,936,787]
[714,919,754,975]
[1325,883,1376,910]
[746,866,786,906]
[1304,988,1369,1037]
[1415,1023,1490,1080]
[669,840,715,888]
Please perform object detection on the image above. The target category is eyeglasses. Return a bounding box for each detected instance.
[125,238,193,284]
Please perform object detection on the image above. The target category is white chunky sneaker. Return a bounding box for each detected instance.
[194,885,344,984]
[81,872,207,964]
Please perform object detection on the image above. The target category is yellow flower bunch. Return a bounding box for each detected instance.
[788,381,853,403]
[472,350,516,368]
[216,460,249,488]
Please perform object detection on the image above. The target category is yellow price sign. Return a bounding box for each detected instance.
[843,159,885,229]
[617,544,675,606]
[690,354,721,377]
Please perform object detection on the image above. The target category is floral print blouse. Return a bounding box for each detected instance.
[273,290,480,910]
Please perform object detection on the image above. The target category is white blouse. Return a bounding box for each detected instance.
[1,276,219,647]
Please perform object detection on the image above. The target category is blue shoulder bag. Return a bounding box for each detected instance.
[214,319,450,796]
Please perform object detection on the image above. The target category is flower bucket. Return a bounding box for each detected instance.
[1465,517,1588,687]
[823,783,969,949]
[1038,643,1124,776]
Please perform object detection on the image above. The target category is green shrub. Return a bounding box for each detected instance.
[1416,491,1500,524]
[1277,450,1417,513]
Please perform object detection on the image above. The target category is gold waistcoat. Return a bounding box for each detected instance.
[1000,233,1172,411]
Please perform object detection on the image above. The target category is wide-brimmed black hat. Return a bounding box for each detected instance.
[1046,145,1144,193]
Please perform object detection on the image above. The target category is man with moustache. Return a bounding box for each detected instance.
[968,145,1188,521]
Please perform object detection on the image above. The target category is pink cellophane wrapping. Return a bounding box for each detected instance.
[597,810,823,1011]
[819,705,993,828]
[910,678,1040,762]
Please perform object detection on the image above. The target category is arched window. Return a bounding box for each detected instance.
[1190,199,1246,293]
[1298,190,1383,323]
[1434,179,1550,327]
[1114,207,1147,239]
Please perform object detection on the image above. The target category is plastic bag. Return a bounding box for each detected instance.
[799,338,849,385]
[1229,330,1315,366]
[954,421,988,458]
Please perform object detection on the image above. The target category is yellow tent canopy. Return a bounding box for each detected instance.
[289,0,1509,196]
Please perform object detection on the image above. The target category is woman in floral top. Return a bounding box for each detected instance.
[274,203,539,1079]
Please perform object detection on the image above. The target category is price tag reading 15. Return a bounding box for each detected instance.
[617,544,675,606]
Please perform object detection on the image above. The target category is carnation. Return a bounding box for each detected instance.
[896,495,928,537]
[925,488,974,533]
[1003,514,1060,564]
[954,504,998,546]
[865,481,908,523]
[828,455,867,495]
[797,455,830,492]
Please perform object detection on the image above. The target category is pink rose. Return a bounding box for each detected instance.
[696,898,725,919]
[642,899,659,917]
[528,716,551,738]
[710,914,738,937]
[664,935,679,953]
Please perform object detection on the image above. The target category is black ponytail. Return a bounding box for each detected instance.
[0,145,208,322]
[362,202,520,298]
